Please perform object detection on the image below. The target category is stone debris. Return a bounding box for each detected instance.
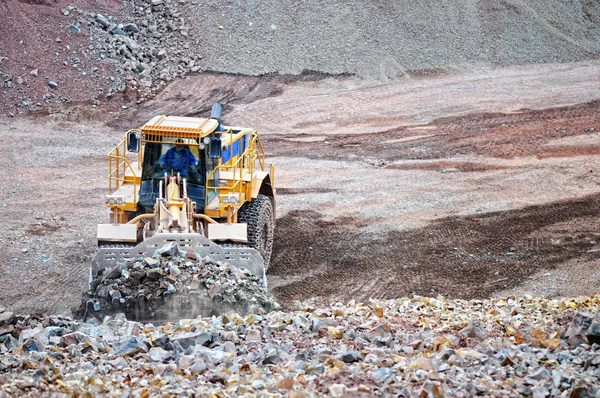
[587,311,600,345]
[4,0,600,113]
[4,0,213,111]
[55,0,205,103]
[82,243,277,322]
[1,296,600,396]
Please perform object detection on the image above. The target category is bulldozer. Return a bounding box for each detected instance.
[84,104,276,321]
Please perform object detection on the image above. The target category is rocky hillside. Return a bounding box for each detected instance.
[1,0,599,115]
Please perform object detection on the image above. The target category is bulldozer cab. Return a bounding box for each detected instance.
[143,138,204,182]
[138,137,207,212]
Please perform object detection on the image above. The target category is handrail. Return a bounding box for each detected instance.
[107,134,139,205]
[206,155,246,191]
[204,130,262,210]
[253,131,266,170]
[228,128,233,163]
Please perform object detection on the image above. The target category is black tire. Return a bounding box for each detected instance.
[238,194,274,270]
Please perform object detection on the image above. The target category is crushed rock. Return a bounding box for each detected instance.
[80,243,277,322]
[56,0,204,104]
[3,0,600,115]
[1,295,600,396]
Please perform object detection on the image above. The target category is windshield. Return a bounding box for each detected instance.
[141,138,205,185]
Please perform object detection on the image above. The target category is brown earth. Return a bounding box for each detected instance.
[0,0,127,115]
[265,96,600,307]
[0,64,599,315]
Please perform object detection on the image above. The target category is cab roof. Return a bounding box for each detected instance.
[141,115,219,136]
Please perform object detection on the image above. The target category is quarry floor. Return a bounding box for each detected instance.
[1,61,600,315]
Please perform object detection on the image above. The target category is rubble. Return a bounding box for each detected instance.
[55,0,205,103]
[2,0,208,112]
[81,243,277,322]
[1,295,600,396]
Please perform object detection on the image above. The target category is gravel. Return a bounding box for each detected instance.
[185,0,600,78]
[84,0,600,83]
[1,295,600,396]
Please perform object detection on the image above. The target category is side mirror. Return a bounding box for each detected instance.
[127,131,140,153]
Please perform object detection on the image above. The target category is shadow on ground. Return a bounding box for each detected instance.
[269,193,600,308]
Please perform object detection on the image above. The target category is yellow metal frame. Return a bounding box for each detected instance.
[106,130,142,223]
[205,129,266,221]
[104,116,273,227]
[139,115,218,144]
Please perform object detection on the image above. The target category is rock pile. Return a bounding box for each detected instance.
[2,295,600,396]
[61,0,202,103]
[83,242,277,322]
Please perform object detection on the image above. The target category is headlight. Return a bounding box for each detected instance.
[202,137,210,145]
[199,143,206,150]
[222,196,238,204]
[106,195,125,206]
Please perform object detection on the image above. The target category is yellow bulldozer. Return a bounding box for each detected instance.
[84,104,276,321]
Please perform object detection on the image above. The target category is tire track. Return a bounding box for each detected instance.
[270,194,600,309]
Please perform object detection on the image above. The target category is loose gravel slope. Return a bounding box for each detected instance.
[189,0,600,77]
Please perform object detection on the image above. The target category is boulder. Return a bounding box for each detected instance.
[96,14,110,28]
[585,310,600,345]
[156,242,180,257]
[170,332,212,349]
[564,313,593,346]
[115,336,147,357]
[123,23,139,32]
[0,311,14,326]
[460,317,489,341]
[339,351,362,363]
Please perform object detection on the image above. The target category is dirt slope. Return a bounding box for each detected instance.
[189,0,600,77]
[0,0,124,114]
[127,60,600,134]
[1,0,600,116]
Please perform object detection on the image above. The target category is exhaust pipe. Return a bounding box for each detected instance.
[210,103,222,131]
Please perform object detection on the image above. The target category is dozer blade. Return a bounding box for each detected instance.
[92,233,265,281]
[83,234,271,323]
